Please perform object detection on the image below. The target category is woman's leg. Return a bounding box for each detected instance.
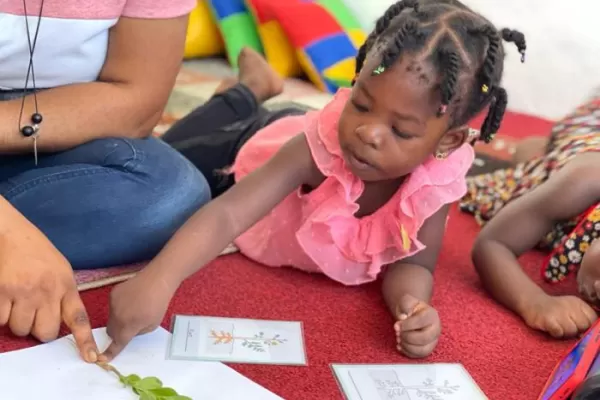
[0,137,210,270]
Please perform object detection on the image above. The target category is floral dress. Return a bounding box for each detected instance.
[460,95,600,282]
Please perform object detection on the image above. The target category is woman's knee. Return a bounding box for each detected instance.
[132,137,212,228]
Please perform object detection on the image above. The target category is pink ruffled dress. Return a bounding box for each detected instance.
[232,88,474,285]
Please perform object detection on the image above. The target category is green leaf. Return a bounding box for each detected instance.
[168,396,192,400]
[149,387,178,396]
[123,374,141,386]
[134,376,163,391]
[139,392,156,400]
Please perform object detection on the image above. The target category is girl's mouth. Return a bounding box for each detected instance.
[345,150,374,171]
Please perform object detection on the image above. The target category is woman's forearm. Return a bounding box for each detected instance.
[0,81,162,153]
[382,263,434,317]
[472,238,546,316]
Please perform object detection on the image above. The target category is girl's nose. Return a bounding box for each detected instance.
[356,124,385,149]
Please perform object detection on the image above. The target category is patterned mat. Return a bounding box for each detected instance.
[74,57,517,291]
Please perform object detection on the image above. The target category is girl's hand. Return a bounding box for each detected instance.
[393,294,441,358]
[101,270,177,361]
[522,294,597,338]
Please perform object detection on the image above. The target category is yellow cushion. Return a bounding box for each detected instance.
[184,0,225,59]
[257,20,302,78]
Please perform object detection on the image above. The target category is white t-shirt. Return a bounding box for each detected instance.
[0,0,196,90]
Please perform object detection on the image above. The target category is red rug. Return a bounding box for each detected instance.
[0,111,569,400]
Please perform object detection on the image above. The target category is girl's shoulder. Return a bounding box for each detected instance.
[396,143,475,230]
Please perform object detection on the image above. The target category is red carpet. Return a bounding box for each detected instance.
[0,111,569,400]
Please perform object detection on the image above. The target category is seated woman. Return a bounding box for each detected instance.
[0,0,209,361]
[462,91,600,339]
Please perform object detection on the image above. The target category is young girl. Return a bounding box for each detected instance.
[99,0,526,361]
[461,91,600,339]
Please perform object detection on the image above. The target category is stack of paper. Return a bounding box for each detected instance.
[0,327,283,400]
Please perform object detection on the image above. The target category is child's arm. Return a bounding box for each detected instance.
[472,154,600,336]
[382,204,449,358]
[382,204,449,311]
[146,134,320,285]
[102,134,321,359]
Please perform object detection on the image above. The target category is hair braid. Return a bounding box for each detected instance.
[378,19,421,70]
[438,49,460,116]
[469,25,501,96]
[501,28,527,62]
[480,87,508,142]
[355,0,419,75]
[350,0,527,146]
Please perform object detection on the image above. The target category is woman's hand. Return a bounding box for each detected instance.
[0,204,98,362]
[101,269,177,361]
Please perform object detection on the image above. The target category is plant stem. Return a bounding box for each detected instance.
[96,361,125,381]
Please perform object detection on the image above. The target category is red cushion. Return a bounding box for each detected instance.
[265,0,344,48]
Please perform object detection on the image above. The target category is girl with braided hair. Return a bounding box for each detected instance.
[100,0,527,360]
[463,91,600,339]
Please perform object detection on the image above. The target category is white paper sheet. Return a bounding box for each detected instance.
[169,315,306,366]
[0,327,283,400]
[331,363,488,400]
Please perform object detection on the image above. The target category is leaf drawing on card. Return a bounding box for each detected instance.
[208,329,287,353]
[415,379,460,400]
[358,369,460,400]
[210,330,233,344]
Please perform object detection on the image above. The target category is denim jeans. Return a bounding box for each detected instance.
[0,91,211,270]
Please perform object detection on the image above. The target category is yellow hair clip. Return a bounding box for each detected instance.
[481,84,489,93]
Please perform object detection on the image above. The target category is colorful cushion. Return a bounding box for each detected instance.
[184,0,225,59]
[543,204,600,283]
[207,0,263,69]
[244,0,302,78]
[266,0,367,93]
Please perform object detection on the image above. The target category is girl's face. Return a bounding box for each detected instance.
[338,53,467,182]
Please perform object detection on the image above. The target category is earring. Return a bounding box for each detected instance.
[468,128,480,139]
[435,151,447,160]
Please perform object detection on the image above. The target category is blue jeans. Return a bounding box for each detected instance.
[0,136,211,270]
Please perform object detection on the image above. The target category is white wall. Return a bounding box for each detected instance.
[344,0,600,120]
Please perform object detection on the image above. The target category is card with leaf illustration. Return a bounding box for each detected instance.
[331,363,488,400]
[168,315,307,365]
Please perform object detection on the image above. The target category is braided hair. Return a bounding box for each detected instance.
[354,0,527,143]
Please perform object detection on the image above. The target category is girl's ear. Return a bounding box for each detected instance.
[435,126,479,155]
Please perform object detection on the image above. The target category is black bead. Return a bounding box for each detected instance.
[21,125,35,137]
[31,113,43,124]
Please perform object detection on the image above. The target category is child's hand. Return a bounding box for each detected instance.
[394,294,441,359]
[101,271,177,361]
[577,256,600,305]
[522,294,597,338]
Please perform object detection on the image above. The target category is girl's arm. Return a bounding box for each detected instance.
[472,153,600,317]
[144,134,321,288]
[382,204,450,313]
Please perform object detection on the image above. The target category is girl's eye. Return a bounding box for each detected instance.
[352,100,369,113]
[392,127,412,139]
